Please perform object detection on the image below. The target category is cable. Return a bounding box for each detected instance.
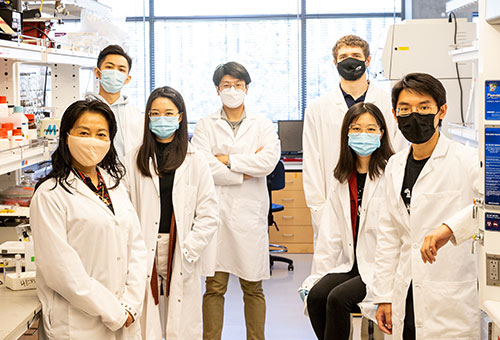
[23,24,54,42]
[449,11,465,125]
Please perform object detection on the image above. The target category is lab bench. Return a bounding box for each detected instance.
[0,283,40,340]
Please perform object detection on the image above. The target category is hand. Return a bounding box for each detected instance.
[376,303,392,335]
[298,288,309,302]
[255,146,263,153]
[124,311,134,328]
[420,224,453,264]
[243,174,253,180]
[215,154,229,165]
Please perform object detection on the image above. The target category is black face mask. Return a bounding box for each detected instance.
[337,58,366,81]
[397,112,438,144]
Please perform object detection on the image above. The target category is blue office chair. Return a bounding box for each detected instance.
[267,160,294,273]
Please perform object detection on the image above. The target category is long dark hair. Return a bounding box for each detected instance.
[334,102,394,183]
[36,99,124,192]
[136,86,188,177]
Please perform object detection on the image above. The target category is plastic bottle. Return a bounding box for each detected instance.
[0,127,9,151]
[24,113,37,141]
[11,106,28,139]
[0,96,8,117]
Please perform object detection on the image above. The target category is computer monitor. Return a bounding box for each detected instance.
[278,120,303,155]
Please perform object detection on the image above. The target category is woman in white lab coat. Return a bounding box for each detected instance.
[299,102,394,340]
[302,80,406,240]
[124,86,218,340]
[30,99,147,340]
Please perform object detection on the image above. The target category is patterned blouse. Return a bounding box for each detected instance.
[72,168,114,214]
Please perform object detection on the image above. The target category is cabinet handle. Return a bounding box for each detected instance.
[282,216,294,219]
[281,198,294,202]
[283,233,294,237]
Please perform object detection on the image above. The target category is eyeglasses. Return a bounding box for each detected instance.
[148,111,182,117]
[220,83,246,90]
[348,124,381,134]
[396,105,438,117]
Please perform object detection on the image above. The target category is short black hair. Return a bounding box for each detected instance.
[97,45,132,72]
[392,73,446,110]
[212,62,251,86]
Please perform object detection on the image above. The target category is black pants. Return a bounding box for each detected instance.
[306,264,367,340]
[403,283,416,340]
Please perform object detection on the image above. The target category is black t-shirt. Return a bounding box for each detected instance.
[355,171,367,245]
[401,149,429,214]
[156,141,175,233]
[340,85,367,108]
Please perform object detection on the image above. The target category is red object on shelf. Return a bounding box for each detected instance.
[0,96,6,104]
[22,21,54,47]
[2,123,13,130]
[12,129,22,136]
[0,127,6,138]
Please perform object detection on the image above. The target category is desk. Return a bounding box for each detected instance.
[0,283,40,340]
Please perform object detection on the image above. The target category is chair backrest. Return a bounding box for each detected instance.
[267,160,285,192]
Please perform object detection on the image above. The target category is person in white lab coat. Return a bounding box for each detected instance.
[124,86,219,340]
[85,45,143,162]
[30,99,147,340]
[373,73,479,340]
[299,102,393,340]
[191,62,281,340]
[302,34,405,241]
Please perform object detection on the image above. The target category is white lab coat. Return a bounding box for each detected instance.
[86,92,144,163]
[124,143,219,340]
[372,134,479,340]
[302,83,407,238]
[30,169,147,340]
[191,110,281,281]
[300,172,386,321]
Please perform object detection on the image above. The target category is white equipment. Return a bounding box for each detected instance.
[382,18,476,139]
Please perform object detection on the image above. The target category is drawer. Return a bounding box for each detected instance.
[273,208,312,226]
[273,242,313,254]
[269,225,313,244]
[272,190,307,208]
[284,172,303,191]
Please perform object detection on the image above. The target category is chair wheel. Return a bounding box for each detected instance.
[288,264,294,271]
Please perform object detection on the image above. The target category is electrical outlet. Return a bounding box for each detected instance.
[490,259,499,281]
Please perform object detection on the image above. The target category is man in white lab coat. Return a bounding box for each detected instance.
[191,62,281,340]
[86,45,143,163]
[373,73,479,340]
[302,35,405,241]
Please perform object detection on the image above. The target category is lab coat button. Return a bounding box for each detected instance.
[147,274,151,278]
[117,256,121,260]
[178,299,181,303]
[413,243,419,249]
[180,272,182,276]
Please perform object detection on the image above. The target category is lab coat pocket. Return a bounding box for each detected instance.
[122,319,141,340]
[230,198,266,233]
[415,190,461,233]
[184,185,197,229]
[421,279,478,339]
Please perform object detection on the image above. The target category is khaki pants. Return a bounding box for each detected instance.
[203,271,266,340]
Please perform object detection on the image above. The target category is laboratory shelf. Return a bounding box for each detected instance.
[446,0,478,13]
[0,40,43,62]
[0,38,97,66]
[0,140,56,176]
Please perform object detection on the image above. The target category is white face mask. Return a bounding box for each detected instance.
[219,87,246,108]
[67,134,111,167]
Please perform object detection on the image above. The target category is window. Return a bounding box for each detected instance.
[122,0,402,121]
[154,18,299,122]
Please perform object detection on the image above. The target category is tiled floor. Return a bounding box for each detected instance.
[204,253,364,340]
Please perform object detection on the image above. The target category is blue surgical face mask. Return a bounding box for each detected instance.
[149,116,180,139]
[99,69,128,94]
[348,132,381,156]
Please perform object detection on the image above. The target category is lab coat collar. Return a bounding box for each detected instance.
[209,108,257,140]
[69,167,120,222]
[337,173,381,241]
